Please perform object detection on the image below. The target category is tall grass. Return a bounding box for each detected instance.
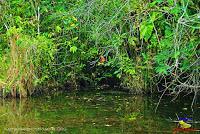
[0,27,55,98]
[3,34,35,98]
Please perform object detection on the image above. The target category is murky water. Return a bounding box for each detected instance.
[0,91,199,134]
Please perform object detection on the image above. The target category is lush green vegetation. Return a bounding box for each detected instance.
[0,0,199,98]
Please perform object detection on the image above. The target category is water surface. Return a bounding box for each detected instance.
[0,91,199,133]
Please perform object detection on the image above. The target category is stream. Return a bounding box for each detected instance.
[0,90,199,133]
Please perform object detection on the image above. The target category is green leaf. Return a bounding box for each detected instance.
[127,69,136,75]
[167,0,174,6]
[151,12,161,22]
[160,38,173,48]
[72,37,78,41]
[149,1,157,7]
[170,6,181,15]
[128,37,136,47]
[89,48,98,55]
[116,73,122,78]
[70,46,77,53]
[156,0,163,3]
[16,40,22,46]
[174,51,180,59]
[149,0,163,7]
[55,26,62,32]
[155,65,170,75]
[164,26,173,38]
[114,70,120,74]
[140,21,154,41]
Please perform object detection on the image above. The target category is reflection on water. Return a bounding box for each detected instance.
[0,91,199,133]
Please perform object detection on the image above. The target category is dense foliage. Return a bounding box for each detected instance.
[0,0,199,98]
